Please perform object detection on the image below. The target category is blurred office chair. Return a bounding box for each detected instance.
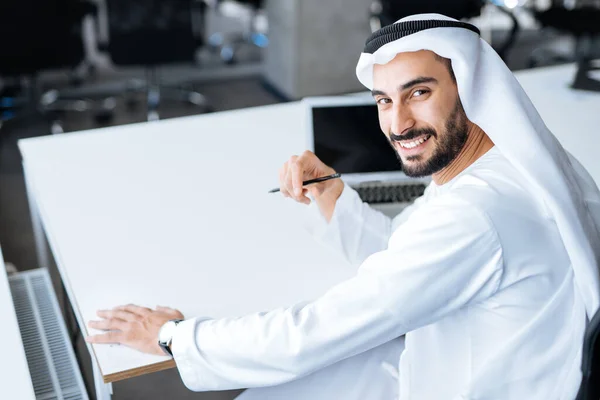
[207,0,268,64]
[576,308,600,400]
[0,0,114,133]
[102,0,211,121]
[370,0,484,29]
[528,1,600,91]
[369,0,520,62]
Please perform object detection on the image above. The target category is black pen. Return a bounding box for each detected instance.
[268,173,342,193]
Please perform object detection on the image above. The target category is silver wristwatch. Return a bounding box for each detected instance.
[158,319,183,356]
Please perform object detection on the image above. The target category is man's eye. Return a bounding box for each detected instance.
[412,89,430,97]
[377,98,391,105]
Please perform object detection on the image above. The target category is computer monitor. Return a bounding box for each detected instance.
[304,96,409,185]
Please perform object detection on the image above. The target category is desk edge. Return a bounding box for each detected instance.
[103,359,176,383]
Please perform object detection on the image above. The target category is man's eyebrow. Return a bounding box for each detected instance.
[399,76,438,91]
[371,77,438,97]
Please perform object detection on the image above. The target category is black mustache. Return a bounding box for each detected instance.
[390,128,437,142]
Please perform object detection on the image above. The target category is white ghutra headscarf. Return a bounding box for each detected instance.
[356,14,600,319]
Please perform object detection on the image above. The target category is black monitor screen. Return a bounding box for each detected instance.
[312,104,401,174]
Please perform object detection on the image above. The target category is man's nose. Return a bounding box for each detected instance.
[390,105,415,136]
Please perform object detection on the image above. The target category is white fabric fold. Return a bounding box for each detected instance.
[303,184,392,267]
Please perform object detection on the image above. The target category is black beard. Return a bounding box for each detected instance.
[389,98,469,178]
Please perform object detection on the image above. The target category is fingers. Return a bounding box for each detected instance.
[117,304,152,316]
[97,309,139,322]
[283,155,298,198]
[290,161,312,205]
[290,163,311,204]
[90,307,134,333]
[95,304,179,324]
[86,330,124,344]
[290,158,304,197]
[279,155,312,204]
[89,318,127,331]
[87,304,183,354]
[278,162,291,198]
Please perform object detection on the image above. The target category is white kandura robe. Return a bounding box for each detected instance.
[172,147,586,399]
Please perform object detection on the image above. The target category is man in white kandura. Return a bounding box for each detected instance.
[86,14,600,399]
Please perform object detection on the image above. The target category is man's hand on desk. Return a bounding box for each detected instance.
[86,304,184,356]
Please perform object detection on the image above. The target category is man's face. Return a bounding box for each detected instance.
[372,50,469,177]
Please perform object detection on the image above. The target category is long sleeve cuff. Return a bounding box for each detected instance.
[172,317,213,391]
[304,183,391,266]
[302,184,361,254]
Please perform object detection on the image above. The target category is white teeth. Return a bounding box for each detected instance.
[399,135,430,149]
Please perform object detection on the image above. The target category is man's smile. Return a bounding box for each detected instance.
[394,134,432,155]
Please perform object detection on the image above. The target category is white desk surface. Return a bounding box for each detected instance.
[18,64,600,383]
[0,247,36,399]
[514,64,600,183]
[19,103,356,382]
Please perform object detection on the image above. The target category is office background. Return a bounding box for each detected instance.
[1,0,600,399]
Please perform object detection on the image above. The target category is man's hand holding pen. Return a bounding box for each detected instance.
[276,150,344,222]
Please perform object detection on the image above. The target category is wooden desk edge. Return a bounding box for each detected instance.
[103,359,176,383]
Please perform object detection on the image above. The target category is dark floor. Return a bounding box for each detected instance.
[0,27,586,399]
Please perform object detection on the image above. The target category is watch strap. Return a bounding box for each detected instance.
[158,319,183,357]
